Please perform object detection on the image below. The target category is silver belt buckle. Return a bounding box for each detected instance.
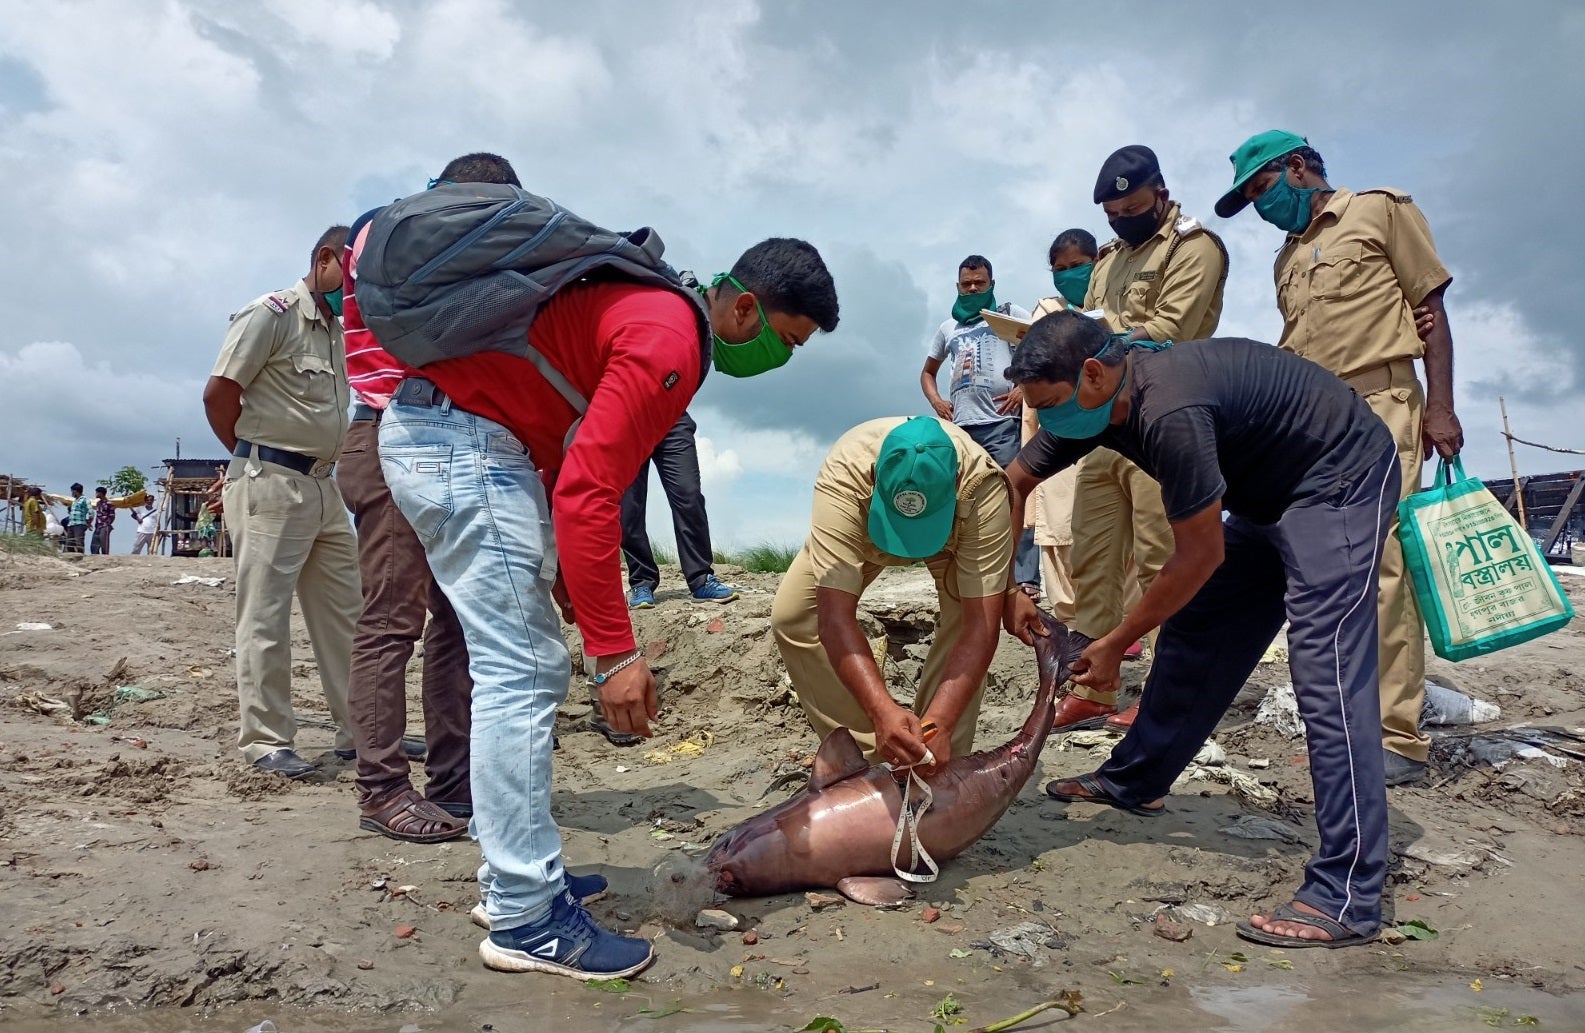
[310,459,336,478]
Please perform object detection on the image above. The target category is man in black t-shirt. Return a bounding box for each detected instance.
[1000,310,1397,950]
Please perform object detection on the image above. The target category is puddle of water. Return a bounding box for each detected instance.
[5,976,1581,1033]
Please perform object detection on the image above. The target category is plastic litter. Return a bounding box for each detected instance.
[1254,682,1302,739]
[976,921,1054,963]
[1421,679,1501,726]
[1193,740,1227,767]
[172,575,226,588]
[14,622,52,631]
[244,1022,278,1033]
[1184,764,1280,809]
[114,685,166,704]
[1218,814,1302,843]
[1174,902,1232,927]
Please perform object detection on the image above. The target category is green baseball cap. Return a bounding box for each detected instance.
[1215,129,1308,218]
[869,417,960,559]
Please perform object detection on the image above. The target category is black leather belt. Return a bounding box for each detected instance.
[351,402,381,423]
[233,438,333,477]
[392,377,450,408]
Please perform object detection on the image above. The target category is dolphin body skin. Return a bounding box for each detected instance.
[706,612,1070,903]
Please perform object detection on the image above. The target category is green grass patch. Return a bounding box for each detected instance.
[731,541,800,574]
[0,533,56,557]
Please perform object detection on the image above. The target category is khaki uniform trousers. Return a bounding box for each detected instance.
[1069,448,1173,704]
[772,549,984,764]
[224,458,361,763]
[1348,360,1428,762]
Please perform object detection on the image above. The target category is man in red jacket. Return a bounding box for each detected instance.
[380,237,838,981]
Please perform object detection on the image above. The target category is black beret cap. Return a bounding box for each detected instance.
[1093,145,1162,204]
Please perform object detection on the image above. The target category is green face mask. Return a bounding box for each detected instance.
[321,286,344,317]
[951,285,996,324]
[708,274,793,379]
[1050,264,1093,306]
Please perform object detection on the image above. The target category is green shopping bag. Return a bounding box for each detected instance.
[1398,457,1574,662]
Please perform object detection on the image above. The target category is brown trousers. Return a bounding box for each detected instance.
[340,418,472,807]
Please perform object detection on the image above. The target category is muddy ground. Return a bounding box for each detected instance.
[2,552,1583,1031]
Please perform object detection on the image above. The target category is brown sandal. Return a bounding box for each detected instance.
[359,788,469,844]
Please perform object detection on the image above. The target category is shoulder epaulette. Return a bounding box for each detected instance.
[1359,187,1414,204]
[263,294,291,315]
[1097,238,1125,259]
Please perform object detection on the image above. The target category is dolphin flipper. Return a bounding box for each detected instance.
[835,876,915,907]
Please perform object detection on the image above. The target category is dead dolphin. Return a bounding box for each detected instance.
[706,611,1070,904]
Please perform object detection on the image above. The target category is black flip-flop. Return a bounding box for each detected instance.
[1044,772,1166,818]
[1235,902,1378,949]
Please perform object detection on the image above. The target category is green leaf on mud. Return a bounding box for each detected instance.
[1395,920,1439,941]
[930,994,964,1021]
[585,977,631,993]
[948,948,973,958]
[802,1019,848,1033]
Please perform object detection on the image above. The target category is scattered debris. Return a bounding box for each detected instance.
[1174,903,1232,927]
[393,924,417,939]
[1254,682,1302,739]
[922,906,941,924]
[1218,815,1302,843]
[1184,765,1280,808]
[742,930,759,945]
[1193,740,1227,767]
[977,921,1055,963]
[806,892,844,911]
[1422,679,1501,726]
[171,575,226,588]
[1247,758,1271,770]
[14,622,52,631]
[1401,842,1481,874]
[695,908,739,931]
[1152,913,1193,942]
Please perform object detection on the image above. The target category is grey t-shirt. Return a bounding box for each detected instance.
[927,303,1031,428]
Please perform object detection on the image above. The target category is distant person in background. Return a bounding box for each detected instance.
[65,484,90,554]
[90,487,115,555]
[920,255,1040,596]
[131,503,159,555]
[23,487,46,538]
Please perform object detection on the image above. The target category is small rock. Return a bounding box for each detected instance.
[394,924,417,939]
[357,960,374,970]
[49,983,65,995]
[695,908,739,931]
[922,907,941,924]
[615,910,633,922]
[1152,913,1193,942]
[1381,928,1407,946]
[1031,899,1044,913]
[805,892,844,911]
[706,619,726,634]
[1247,758,1271,770]
[189,859,211,872]
[742,930,759,945]
[934,922,965,934]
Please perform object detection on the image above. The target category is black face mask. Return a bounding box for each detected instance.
[1108,201,1164,248]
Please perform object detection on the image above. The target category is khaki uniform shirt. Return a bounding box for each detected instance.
[1084,201,1228,342]
[807,417,1012,599]
[212,280,349,461]
[1274,187,1451,380]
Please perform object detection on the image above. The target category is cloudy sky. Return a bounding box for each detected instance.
[2,0,1581,555]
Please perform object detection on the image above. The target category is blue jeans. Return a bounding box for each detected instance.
[963,418,1040,587]
[379,394,568,931]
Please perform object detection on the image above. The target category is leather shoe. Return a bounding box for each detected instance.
[1105,703,1139,731]
[1383,749,1428,787]
[1052,693,1117,732]
[254,748,317,779]
[401,736,427,762]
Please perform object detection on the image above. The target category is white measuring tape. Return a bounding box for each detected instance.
[883,750,940,884]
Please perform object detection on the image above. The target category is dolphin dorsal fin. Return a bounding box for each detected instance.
[810,728,869,790]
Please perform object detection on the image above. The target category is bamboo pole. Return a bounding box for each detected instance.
[1500,397,1529,531]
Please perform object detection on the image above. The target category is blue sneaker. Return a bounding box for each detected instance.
[479,890,654,979]
[471,872,609,929]
[628,585,656,609]
[690,575,740,604]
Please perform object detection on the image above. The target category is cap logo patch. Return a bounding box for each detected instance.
[892,490,927,518]
[1115,176,1129,192]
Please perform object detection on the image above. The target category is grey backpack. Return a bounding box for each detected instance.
[355,184,712,399]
